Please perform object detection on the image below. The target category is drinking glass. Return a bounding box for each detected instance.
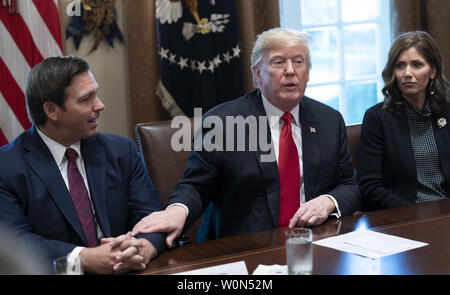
[53,255,83,275]
[285,227,313,275]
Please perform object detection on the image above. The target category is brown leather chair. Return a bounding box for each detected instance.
[135,118,201,243]
[136,118,194,205]
[346,123,361,169]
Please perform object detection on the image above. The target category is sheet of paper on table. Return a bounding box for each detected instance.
[313,229,428,259]
[172,260,249,275]
[252,264,288,275]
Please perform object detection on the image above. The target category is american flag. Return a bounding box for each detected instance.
[0,0,62,146]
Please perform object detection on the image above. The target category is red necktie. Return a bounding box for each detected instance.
[65,148,99,247]
[278,113,300,227]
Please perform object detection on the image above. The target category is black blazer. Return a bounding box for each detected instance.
[169,90,360,240]
[0,127,165,261]
[358,102,450,211]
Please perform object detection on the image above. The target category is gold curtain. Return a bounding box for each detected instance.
[127,0,280,135]
[391,0,450,79]
[235,0,280,93]
[127,1,169,134]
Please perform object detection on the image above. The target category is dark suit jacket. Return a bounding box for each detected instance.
[358,102,450,211]
[169,90,360,240]
[0,127,165,262]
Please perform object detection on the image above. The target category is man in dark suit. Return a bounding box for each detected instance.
[132,28,360,247]
[0,56,165,274]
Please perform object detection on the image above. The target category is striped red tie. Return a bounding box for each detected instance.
[65,148,99,247]
[278,113,300,227]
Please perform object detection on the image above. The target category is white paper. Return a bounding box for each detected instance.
[252,264,288,275]
[313,229,428,259]
[172,260,249,275]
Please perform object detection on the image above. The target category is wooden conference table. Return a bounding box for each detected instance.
[139,199,450,275]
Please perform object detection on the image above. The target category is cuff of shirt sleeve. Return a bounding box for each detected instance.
[324,194,342,218]
[67,246,84,267]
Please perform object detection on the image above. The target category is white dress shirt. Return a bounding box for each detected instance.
[36,128,103,259]
[261,93,341,218]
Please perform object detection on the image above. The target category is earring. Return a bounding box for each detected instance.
[429,79,436,96]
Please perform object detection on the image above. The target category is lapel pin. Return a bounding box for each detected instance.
[310,126,317,134]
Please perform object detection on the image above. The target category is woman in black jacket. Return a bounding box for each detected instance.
[358,31,450,211]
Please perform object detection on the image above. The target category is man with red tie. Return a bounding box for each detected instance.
[132,28,360,247]
[0,56,165,274]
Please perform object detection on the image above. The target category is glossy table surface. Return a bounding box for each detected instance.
[139,199,450,275]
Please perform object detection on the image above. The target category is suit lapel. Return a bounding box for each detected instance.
[299,97,320,200]
[81,137,111,237]
[22,127,87,244]
[392,109,416,185]
[248,92,279,227]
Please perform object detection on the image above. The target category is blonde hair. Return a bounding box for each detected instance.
[250,28,311,87]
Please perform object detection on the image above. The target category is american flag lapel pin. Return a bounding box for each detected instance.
[310,126,317,134]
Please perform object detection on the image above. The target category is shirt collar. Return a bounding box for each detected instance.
[405,100,432,121]
[261,92,300,128]
[36,128,82,166]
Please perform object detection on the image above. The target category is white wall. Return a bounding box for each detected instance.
[60,0,131,138]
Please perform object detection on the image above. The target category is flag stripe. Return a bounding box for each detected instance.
[0,128,8,147]
[0,21,32,92]
[0,7,43,67]
[0,91,25,143]
[19,0,62,58]
[0,0,62,147]
[32,0,62,50]
[0,58,32,131]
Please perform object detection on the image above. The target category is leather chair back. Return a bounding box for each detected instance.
[135,118,200,243]
[136,118,194,206]
[346,123,361,169]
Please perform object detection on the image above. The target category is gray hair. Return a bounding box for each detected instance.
[250,28,312,88]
